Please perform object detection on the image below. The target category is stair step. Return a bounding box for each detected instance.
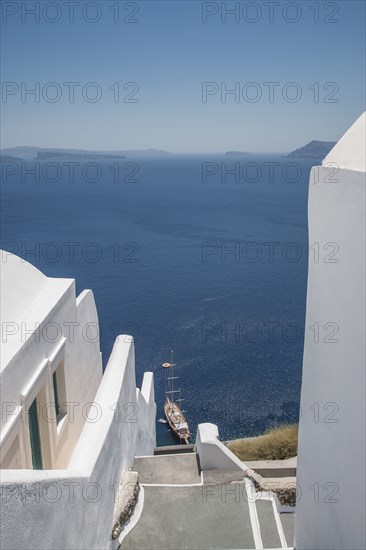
[154,444,195,455]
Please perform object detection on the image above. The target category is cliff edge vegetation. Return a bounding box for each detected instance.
[227,424,298,461]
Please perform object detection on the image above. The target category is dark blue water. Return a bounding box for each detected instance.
[1,155,312,445]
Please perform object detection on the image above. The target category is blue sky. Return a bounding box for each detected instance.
[1,0,365,153]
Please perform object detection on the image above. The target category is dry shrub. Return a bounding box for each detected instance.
[227,424,298,461]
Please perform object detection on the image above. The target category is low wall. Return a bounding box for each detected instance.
[0,338,156,550]
[135,372,156,457]
[245,457,297,478]
[196,423,247,472]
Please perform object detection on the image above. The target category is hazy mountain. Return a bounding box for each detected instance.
[0,155,23,162]
[286,140,336,159]
[0,147,172,160]
[36,152,126,161]
[225,151,251,157]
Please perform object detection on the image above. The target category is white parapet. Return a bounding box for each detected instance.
[135,372,157,457]
[195,423,247,472]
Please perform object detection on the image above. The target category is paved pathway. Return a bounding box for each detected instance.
[134,453,201,485]
[122,453,295,549]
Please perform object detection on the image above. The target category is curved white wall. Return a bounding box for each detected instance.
[295,115,366,550]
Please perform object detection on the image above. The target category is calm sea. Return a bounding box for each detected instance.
[1,155,314,445]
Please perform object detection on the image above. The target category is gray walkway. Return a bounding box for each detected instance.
[133,453,201,485]
[122,485,255,549]
[256,500,282,548]
[124,453,293,549]
[280,513,295,548]
[202,469,246,484]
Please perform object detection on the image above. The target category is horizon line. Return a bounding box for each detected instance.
[1,144,334,156]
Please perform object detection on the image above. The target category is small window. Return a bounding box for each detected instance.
[52,363,66,424]
[29,398,43,470]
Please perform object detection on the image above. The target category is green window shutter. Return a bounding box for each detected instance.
[28,398,43,470]
[53,371,61,422]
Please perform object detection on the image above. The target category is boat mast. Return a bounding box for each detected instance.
[164,359,167,399]
[176,389,184,405]
[170,350,174,395]
[163,350,179,406]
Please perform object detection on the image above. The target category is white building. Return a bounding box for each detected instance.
[0,252,156,549]
[295,112,366,549]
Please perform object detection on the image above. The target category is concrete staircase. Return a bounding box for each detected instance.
[121,451,294,549]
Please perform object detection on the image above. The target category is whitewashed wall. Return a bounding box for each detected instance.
[295,113,366,550]
[0,276,104,470]
[0,253,156,549]
[196,423,247,471]
[0,338,156,550]
[135,372,157,456]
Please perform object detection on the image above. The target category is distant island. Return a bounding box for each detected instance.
[0,147,172,160]
[285,140,336,159]
[0,155,23,162]
[225,151,251,157]
[36,152,126,161]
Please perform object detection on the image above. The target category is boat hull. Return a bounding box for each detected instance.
[164,399,190,443]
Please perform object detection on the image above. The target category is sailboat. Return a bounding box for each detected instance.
[162,352,190,444]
